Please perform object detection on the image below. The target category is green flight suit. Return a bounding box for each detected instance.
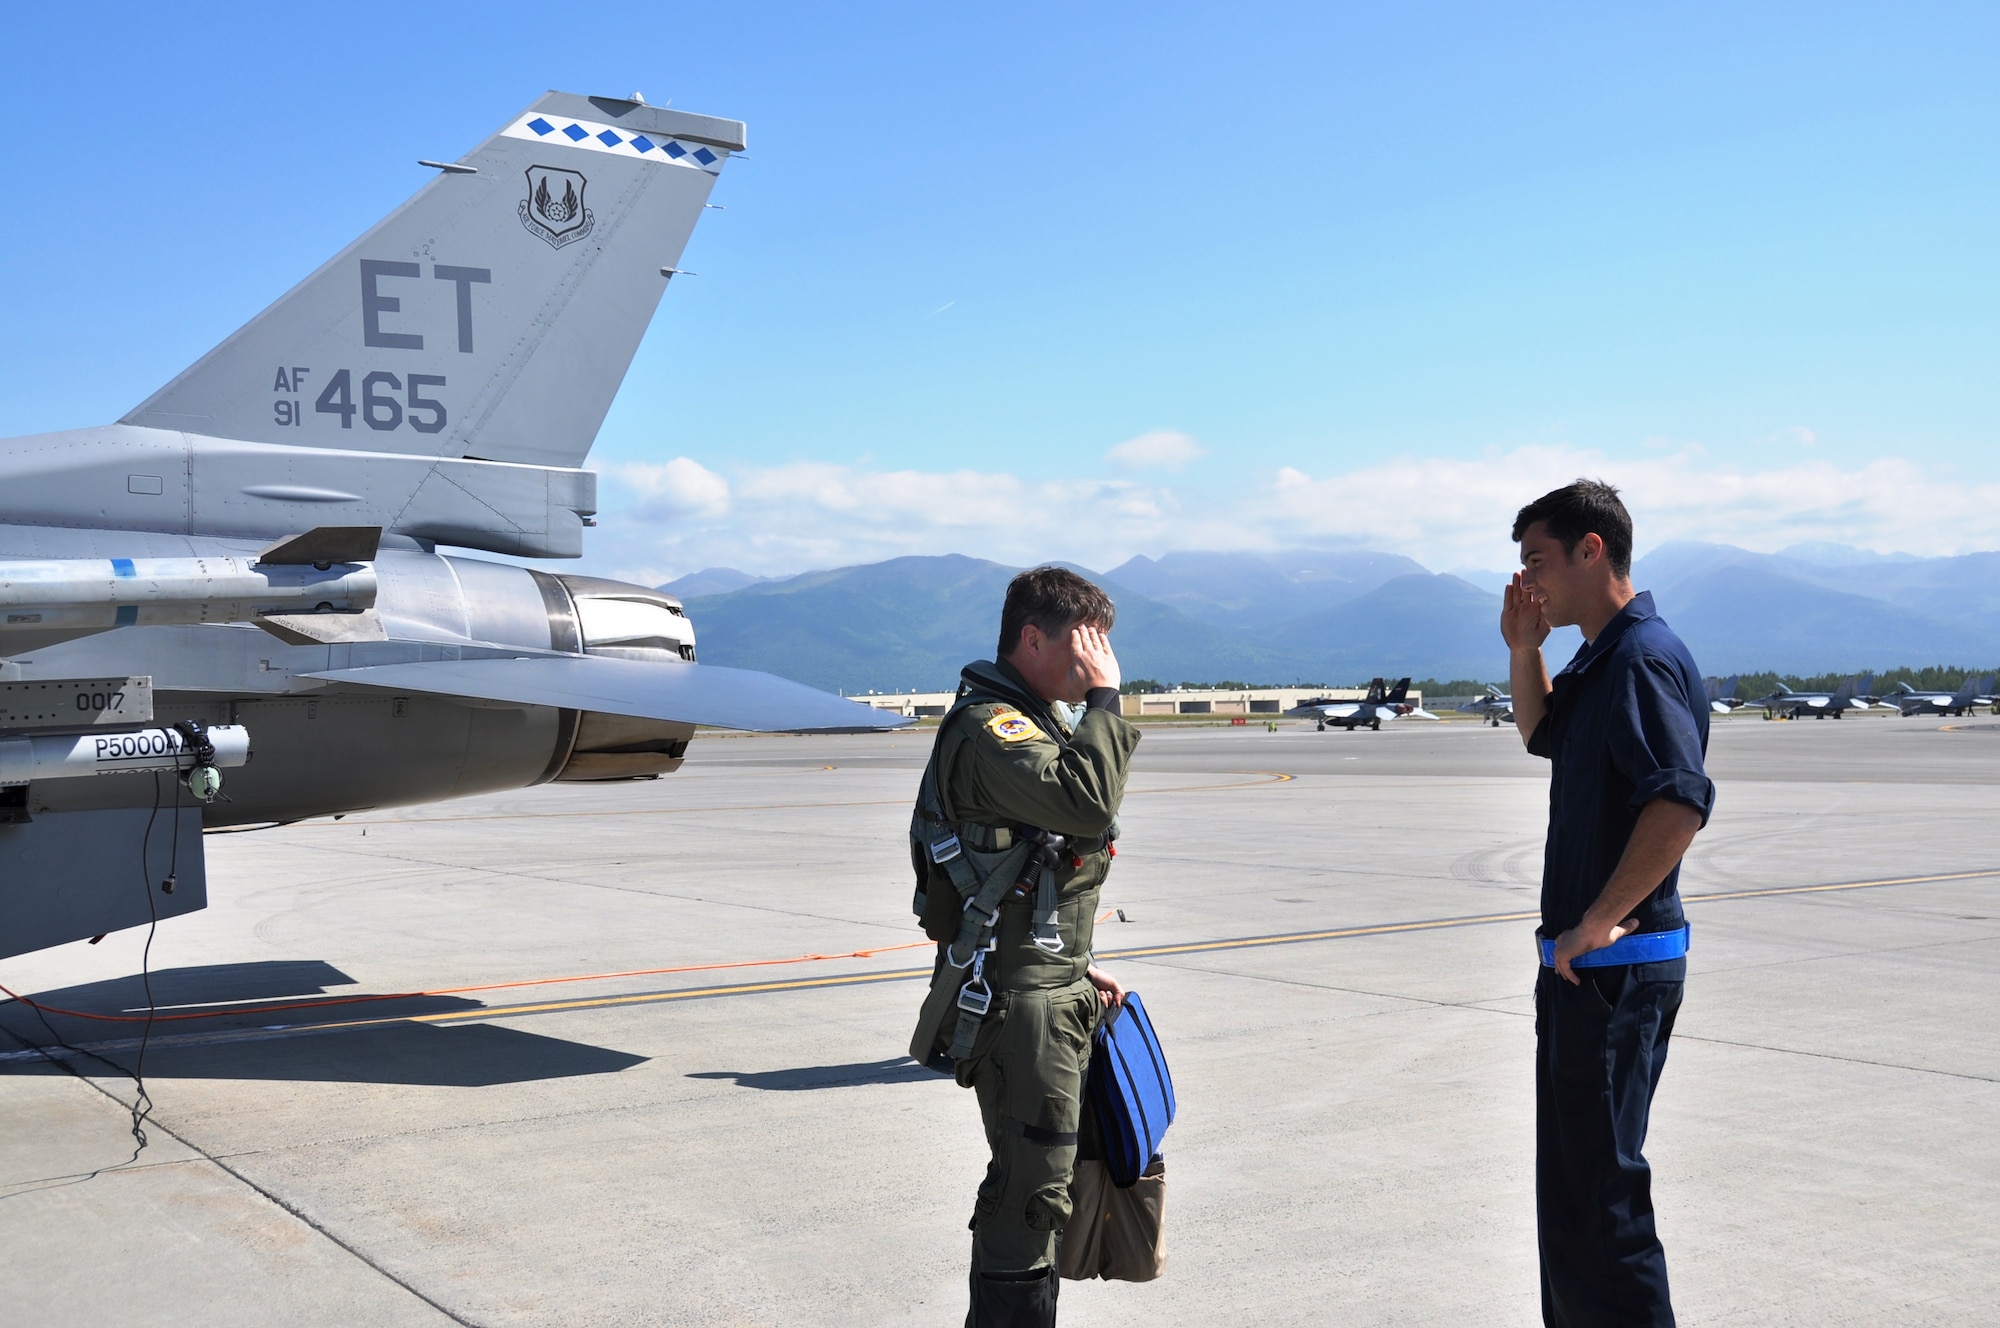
[916,659,1141,1284]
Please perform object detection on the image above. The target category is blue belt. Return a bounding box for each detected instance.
[1538,923,1689,968]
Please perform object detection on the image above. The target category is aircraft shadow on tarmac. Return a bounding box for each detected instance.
[0,959,648,1088]
[688,1058,939,1091]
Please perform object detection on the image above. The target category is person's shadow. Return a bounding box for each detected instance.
[687,1058,940,1091]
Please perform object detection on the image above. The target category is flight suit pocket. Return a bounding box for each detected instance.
[1048,986,1098,1062]
[954,995,1010,1089]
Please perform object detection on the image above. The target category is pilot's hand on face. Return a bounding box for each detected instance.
[1071,623,1120,694]
[1501,572,1552,652]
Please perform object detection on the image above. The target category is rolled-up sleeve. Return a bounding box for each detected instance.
[1526,712,1554,759]
[1608,657,1716,825]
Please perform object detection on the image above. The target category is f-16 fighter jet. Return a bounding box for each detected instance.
[0,92,902,960]
[1885,676,1994,717]
[1289,677,1434,730]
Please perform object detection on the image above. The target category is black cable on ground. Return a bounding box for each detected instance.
[6,768,170,1167]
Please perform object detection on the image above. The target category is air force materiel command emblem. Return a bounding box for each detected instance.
[519,165,595,249]
[986,709,1045,744]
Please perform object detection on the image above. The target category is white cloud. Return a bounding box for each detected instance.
[580,445,2000,586]
[1106,430,1207,471]
[1261,445,2000,571]
[612,457,730,519]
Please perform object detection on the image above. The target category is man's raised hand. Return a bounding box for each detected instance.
[1502,572,1552,653]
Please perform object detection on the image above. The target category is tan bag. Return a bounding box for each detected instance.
[1059,1155,1167,1282]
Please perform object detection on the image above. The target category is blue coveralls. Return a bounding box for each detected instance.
[1526,591,1714,1328]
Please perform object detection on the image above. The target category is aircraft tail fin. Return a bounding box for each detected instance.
[123,92,742,469]
[1952,675,1983,705]
[1386,677,1411,703]
[1364,677,1386,703]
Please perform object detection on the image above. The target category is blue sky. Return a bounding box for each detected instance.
[3,4,1996,580]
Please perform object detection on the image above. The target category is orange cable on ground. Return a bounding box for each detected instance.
[0,911,1120,1027]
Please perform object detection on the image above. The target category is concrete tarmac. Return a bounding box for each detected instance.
[2,715,1996,1326]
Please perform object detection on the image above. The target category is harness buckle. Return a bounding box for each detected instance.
[957,979,993,1016]
[944,929,1000,969]
[929,833,962,864]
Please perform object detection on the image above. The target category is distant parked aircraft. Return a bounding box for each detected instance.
[1705,676,1747,714]
[1885,676,1993,717]
[1289,677,1435,730]
[1459,685,1515,727]
[1756,675,1876,719]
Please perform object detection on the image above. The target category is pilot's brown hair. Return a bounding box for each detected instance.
[997,566,1116,660]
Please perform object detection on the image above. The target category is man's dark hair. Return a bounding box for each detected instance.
[1511,479,1634,578]
[998,566,1117,659]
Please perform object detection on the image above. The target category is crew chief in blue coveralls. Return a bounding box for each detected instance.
[1501,480,1714,1328]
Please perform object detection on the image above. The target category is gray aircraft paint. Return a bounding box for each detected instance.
[1457,684,1514,725]
[1888,676,1993,717]
[0,93,900,961]
[125,93,742,471]
[0,429,597,558]
[1756,674,1876,718]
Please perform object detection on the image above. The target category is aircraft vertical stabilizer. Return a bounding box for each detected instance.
[122,93,743,469]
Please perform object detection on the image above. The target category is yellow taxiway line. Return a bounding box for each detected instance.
[8,864,1993,1060]
[322,864,2000,1029]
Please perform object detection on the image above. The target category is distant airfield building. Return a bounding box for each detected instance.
[844,686,1420,720]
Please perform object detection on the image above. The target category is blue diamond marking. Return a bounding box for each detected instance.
[597,129,623,146]
[664,141,687,158]
[692,147,717,165]
[527,117,555,136]
[630,135,655,153]
[562,122,588,141]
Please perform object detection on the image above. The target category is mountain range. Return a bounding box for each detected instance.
[661,544,2000,693]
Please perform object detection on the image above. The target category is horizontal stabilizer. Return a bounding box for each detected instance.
[306,656,908,733]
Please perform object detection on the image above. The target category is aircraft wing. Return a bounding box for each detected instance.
[305,656,908,733]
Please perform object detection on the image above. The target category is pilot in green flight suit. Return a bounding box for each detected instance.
[908,566,1139,1328]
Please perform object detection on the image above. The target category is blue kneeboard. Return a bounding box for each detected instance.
[1089,991,1177,1188]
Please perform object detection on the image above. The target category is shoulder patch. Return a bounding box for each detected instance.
[985,708,1045,744]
